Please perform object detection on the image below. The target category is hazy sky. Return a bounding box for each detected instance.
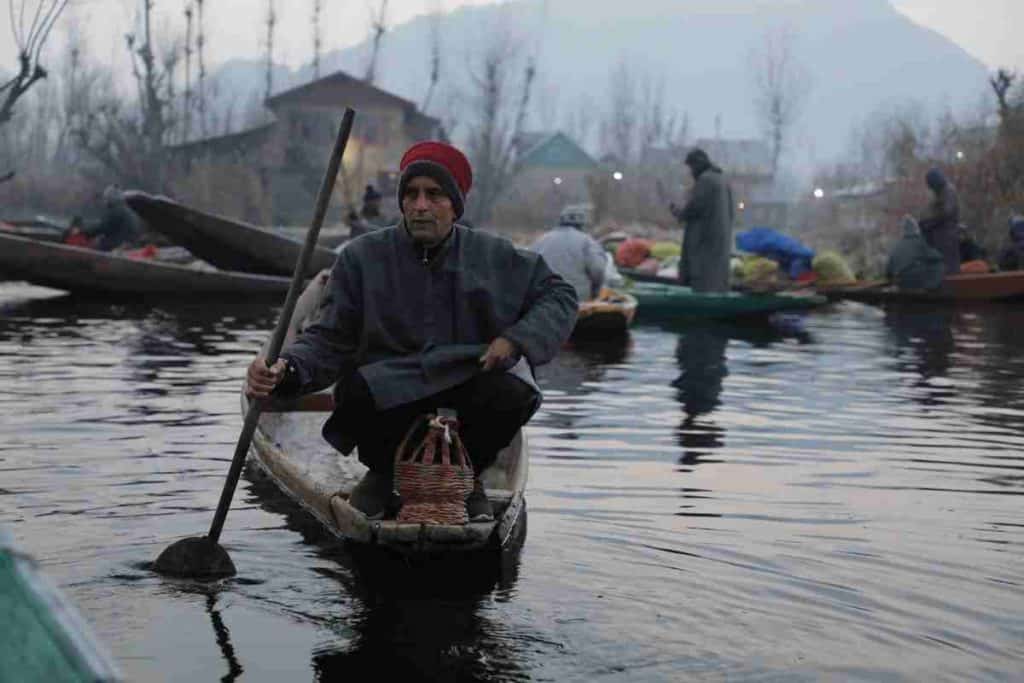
[3,1,1021,77]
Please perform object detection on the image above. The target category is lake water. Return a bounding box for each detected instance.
[1,281,1022,682]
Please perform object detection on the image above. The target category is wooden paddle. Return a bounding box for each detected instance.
[153,108,356,579]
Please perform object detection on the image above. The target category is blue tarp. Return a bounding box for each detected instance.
[735,227,815,279]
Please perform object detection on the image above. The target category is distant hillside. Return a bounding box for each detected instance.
[209,0,990,165]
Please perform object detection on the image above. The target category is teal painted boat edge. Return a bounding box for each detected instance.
[0,531,122,682]
[628,282,826,318]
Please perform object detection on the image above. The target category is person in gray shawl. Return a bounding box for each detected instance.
[918,167,960,275]
[530,204,606,301]
[670,149,735,292]
[246,141,578,521]
[886,216,946,290]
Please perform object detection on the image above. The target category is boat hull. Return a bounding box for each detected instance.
[573,290,638,336]
[0,232,293,297]
[628,280,826,319]
[125,192,337,277]
[823,271,1024,303]
[0,532,121,682]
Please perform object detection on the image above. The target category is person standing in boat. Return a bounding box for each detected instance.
[530,204,607,301]
[918,167,960,275]
[670,148,734,293]
[245,141,578,521]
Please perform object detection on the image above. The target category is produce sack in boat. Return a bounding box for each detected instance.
[615,238,653,268]
[740,256,780,285]
[736,227,814,278]
[394,413,475,525]
[650,241,681,262]
[812,251,856,284]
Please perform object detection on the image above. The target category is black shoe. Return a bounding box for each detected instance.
[466,479,494,522]
[349,471,394,520]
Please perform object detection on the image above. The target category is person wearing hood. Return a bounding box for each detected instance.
[348,184,394,239]
[530,205,607,301]
[997,215,1024,271]
[886,216,946,290]
[670,148,734,292]
[245,141,578,522]
[84,185,142,252]
[918,168,960,275]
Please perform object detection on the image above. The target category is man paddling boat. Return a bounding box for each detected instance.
[246,141,577,521]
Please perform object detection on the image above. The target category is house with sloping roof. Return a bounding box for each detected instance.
[172,70,440,224]
[494,131,598,228]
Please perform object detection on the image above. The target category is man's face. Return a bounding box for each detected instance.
[402,176,455,246]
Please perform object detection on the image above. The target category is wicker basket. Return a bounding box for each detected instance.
[394,414,475,524]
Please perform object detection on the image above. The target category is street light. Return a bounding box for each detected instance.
[955,150,965,161]
[613,171,624,181]
[813,188,825,199]
[738,201,746,211]
[553,177,563,185]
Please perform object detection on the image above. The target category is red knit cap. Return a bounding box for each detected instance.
[398,141,473,218]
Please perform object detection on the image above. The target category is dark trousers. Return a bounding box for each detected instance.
[340,372,540,477]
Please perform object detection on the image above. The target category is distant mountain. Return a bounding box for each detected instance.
[208,0,991,165]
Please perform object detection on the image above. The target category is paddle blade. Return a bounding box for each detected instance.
[153,536,236,579]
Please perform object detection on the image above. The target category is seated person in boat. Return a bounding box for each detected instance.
[61,216,94,248]
[348,184,394,239]
[997,215,1024,272]
[246,141,578,521]
[530,204,607,301]
[886,216,946,290]
[669,148,734,293]
[84,186,142,252]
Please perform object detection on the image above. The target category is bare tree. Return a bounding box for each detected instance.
[264,0,275,100]
[195,0,207,136]
[749,26,811,177]
[420,0,441,112]
[464,31,536,225]
[311,0,322,79]
[990,69,1017,122]
[72,0,181,190]
[1,0,69,125]
[183,2,193,142]
[600,60,638,165]
[364,0,388,84]
[1,0,70,180]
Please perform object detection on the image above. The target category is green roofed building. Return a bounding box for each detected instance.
[494,131,598,229]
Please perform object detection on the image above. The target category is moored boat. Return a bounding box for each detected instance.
[124,191,338,277]
[0,530,122,682]
[625,277,826,319]
[246,274,529,555]
[0,231,293,297]
[821,270,1024,303]
[573,289,638,336]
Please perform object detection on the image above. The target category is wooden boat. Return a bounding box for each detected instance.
[246,274,528,554]
[0,530,122,682]
[0,218,66,243]
[0,231,293,297]
[124,191,338,277]
[821,271,1024,303]
[573,289,638,336]
[624,275,826,319]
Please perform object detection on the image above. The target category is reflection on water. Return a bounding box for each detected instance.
[1,283,1023,681]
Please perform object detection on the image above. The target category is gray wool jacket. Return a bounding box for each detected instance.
[278,222,578,452]
[530,225,607,301]
[678,168,734,293]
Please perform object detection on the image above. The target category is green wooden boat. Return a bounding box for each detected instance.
[0,531,121,682]
[628,280,827,319]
